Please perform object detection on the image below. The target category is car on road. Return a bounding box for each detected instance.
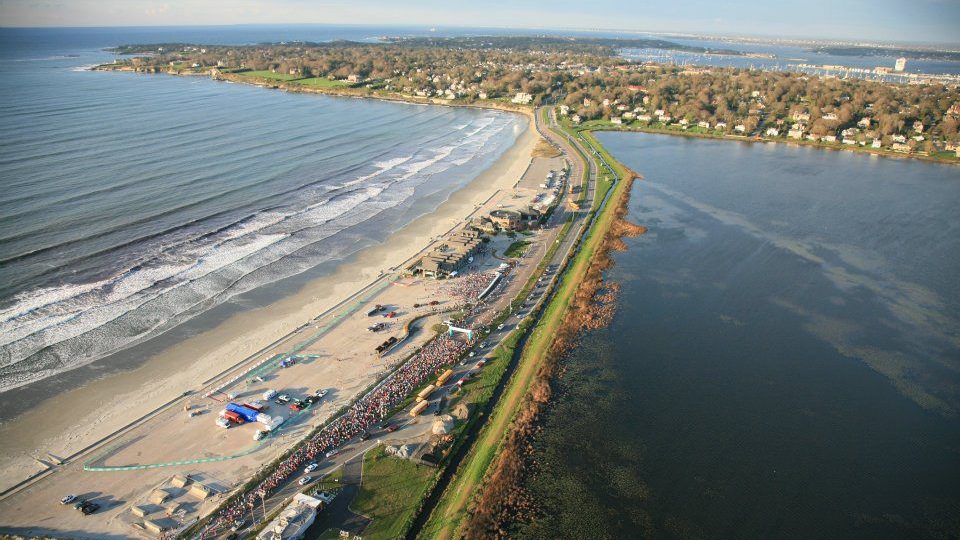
[325,449,340,459]
[314,389,328,399]
[275,394,291,405]
[385,423,399,433]
[304,395,319,405]
[359,431,371,441]
[304,462,318,473]
[497,324,505,331]
[298,476,313,486]
[60,494,76,505]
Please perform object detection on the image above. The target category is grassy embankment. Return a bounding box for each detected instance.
[346,446,439,540]
[418,117,633,539]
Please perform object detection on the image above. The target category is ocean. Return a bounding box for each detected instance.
[0,26,524,396]
[516,133,960,539]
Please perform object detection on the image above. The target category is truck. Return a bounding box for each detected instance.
[243,400,268,412]
[410,400,430,417]
[416,384,436,403]
[225,403,260,423]
[216,417,231,429]
[258,415,284,431]
[436,369,454,386]
[221,410,245,424]
[262,389,278,401]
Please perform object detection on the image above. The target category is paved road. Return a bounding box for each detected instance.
[217,105,604,539]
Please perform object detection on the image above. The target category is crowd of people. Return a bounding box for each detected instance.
[204,334,470,535]
[448,270,503,304]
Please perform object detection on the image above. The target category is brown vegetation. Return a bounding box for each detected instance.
[460,173,642,539]
[531,138,563,158]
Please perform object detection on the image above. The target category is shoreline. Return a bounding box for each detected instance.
[0,91,539,492]
[580,122,960,166]
[93,64,959,167]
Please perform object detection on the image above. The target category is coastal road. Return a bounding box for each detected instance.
[210,105,600,538]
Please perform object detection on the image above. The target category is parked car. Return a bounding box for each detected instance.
[298,476,313,486]
[304,395,319,405]
[275,394,291,404]
[60,494,76,505]
[80,502,99,515]
[290,401,305,412]
[359,431,371,441]
[325,449,340,459]
[385,423,399,433]
[304,462,318,473]
[314,389,328,399]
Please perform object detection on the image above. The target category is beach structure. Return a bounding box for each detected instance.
[407,228,484,278]
[257,493,323,540]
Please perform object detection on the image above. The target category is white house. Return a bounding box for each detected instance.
[511,92,533,105]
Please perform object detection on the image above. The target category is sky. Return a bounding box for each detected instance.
[1,0,959,45]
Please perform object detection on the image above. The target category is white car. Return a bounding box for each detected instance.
[298,476,313,486]
[60,494,76,505]
[497,324,505,331]
[325,449,340,459]
[304,462,318,473]
[314,389,328,399]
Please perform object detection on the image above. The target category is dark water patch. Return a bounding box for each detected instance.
[515,133,960,539]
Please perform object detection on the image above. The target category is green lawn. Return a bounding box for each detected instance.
[351,446,438,540]
[503,240,531,258]
[238,70,304,81]
[296,77,352,88]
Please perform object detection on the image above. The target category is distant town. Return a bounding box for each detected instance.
[100,36,960,161]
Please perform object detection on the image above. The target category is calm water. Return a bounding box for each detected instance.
[517,134,960,539]
[0,27,523,393]
[621,37,960,81]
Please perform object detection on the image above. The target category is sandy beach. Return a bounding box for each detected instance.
[0,109,538,494]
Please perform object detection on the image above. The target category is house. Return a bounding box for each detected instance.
[735,124,747,133]
[698,121,710,129]
[842,138,857,145]
[610,117,622,125]
[622,112,636,120]
[822,112,839,121]
[857,117,871,128]
[347,74,360,83]
[715,122,727,130]
[822,135,837,142]
[654,109,665,117]
[913,120,924,132]
[871,139,882,148]
[892,142,911,152]
[602,98,611,107]
[637,114,652,122]
[792,112,811,122]
[511,92,533,105]
[788,128,804,139]
[892,134,907,143]
[571,114,582,124]
[559,105,570,115]
[660,115,672,123]
[583,98,593,107]
[478,92,488,100]
[679,119,689,126]
[765,127,780,137]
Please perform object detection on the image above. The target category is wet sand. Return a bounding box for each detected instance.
[0,111,537,492]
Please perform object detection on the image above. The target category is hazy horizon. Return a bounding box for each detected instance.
[1,0,959,46]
